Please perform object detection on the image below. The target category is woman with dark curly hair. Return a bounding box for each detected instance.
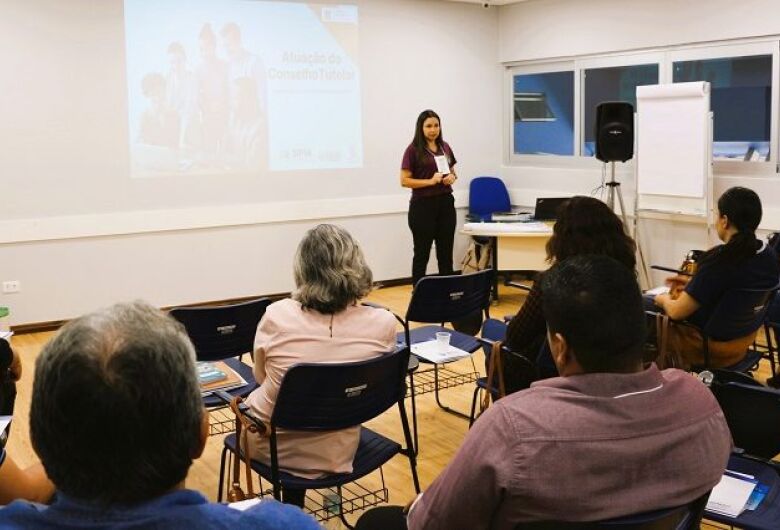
[503,196,636,387]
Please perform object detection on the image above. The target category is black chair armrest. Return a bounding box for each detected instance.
[212,390,266,432]
[477,336,497,348]
[213,390,235,406]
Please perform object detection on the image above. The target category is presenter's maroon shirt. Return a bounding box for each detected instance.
[401,142,457,201]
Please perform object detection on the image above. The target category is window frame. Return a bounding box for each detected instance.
[667,40,779,174]
[506,61,578,166]
[505,39,780,177]
[578,52,665,159]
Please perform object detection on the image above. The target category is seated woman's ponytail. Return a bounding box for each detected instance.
[699,187,762,268]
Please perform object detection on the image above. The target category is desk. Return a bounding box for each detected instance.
[462,222,553,300]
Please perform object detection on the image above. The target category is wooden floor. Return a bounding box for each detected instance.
[6,282,772,528]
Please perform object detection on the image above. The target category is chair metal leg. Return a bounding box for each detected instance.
[270,430,282,501]
[217,444,228,502]
[336,485,355,530]
[398,400,421,494]
[766,324,778,377]
[408,371,419,456]
[468,384,481,428]
[433,364,470,420]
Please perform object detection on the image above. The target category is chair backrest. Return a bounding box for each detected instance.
[765,290,780,326]
[169,298,272,362]
[767,231,780,252]
[710,373,780,459]
[481,318,508,343]
[702,285,778,342]
[480,318,536,392]
[517,493,708,530]
[469,176,511,220]
[406,270,493,325]
[271,347,410,431]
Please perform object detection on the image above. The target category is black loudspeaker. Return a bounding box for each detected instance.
[595,102,634,162]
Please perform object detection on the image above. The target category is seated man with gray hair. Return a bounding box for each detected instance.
[0,301,320,529]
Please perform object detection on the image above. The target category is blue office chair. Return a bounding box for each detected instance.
[216,348,419,527]
[516,493,709,529]
[169,298,272,434]
[468,318,535,427]
[468,176,511,222]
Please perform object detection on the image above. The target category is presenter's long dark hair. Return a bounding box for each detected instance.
[698,187,762,269]
[412,109,445,162]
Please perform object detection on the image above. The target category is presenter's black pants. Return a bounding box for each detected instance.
[408,193,456,287]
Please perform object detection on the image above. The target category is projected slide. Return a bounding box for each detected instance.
[124,0,362,177]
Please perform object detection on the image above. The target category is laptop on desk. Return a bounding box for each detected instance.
[532,197,569,221]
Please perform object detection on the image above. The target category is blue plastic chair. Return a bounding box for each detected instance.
[216,348,419,525]
[169,298,271,431]
[516,493,709,529]
[468,176,511,222]
[398,270,493,450]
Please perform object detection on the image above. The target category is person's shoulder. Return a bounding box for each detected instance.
[0,500,46,527]
[348,304,398,331]
[265,298,302,319]
[259,299,304,333]
[659,368,720,408]
[757,243,780,269]
[235,499,321,529]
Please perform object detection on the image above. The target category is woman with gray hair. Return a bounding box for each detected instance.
[244,224,397,505]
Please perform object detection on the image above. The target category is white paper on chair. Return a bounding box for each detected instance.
[0,416,11,436]
[228,497,262,511]
[411,340,471,363]
[706,473,758,517]
[645,285,670,296]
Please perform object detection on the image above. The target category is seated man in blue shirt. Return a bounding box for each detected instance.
[0,301,320,529]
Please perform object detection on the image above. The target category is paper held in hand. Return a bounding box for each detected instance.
[411,339,471,363]
[434,154,450,174]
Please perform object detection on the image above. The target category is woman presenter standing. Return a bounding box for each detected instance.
[400,110,458,286]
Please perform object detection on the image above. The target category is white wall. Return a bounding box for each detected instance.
[498,0,780,287]
[0,0,502,325]
[499,0,780,63]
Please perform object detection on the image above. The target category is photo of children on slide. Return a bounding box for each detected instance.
[125,0,362,177]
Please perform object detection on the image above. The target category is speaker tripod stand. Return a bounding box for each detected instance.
[603,161,651,288]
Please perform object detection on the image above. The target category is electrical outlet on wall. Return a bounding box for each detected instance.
[1,281,20,294]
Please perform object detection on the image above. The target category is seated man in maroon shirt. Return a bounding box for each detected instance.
[358,254,732,530]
